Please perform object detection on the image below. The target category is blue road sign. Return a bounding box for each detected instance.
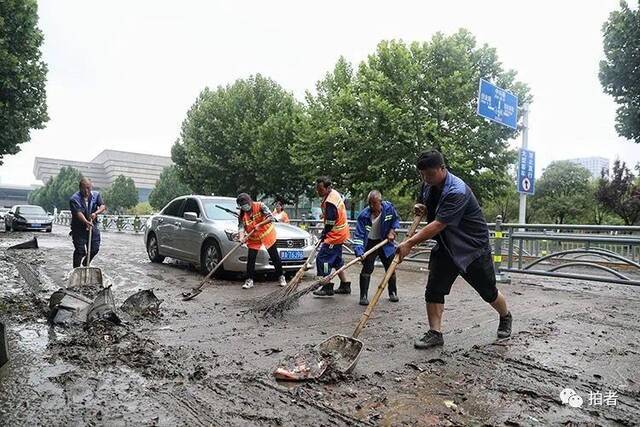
[517,148,535,195]
[477,78,519,130]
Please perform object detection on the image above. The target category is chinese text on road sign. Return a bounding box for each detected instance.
[477,78,519,130]
[518,148,535,195]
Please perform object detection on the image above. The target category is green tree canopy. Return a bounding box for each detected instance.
[172,74,307,202]
[531,161,592,224]
[103,175,138,214]
[29,166,83,211]
[148,165,191,210]
[0,0,49,164]
[596,159,640,225]
[481,177,520,223]
[294,30,531,203]
[600,1,640,143]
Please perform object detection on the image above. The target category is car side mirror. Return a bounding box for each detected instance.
[8,211,13,215]
[183,212,200,222]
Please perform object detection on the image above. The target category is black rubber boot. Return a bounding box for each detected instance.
[313,282,334,297]
[334,281,351,295]
[359,274,370,306]
[388,272,399,302]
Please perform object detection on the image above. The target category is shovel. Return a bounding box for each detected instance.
[274,214,423,381]
[181,224,265,301]
[317,214,423,374]
[68,222,103,288]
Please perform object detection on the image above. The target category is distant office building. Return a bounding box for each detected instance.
[565,156,609,179]
[33,150,172,202]
[0,184,41,207]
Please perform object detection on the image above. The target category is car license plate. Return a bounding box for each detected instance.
[31,223,40,227]
[280,250,303,261]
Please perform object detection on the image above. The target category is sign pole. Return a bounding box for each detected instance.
[518,104,529,225]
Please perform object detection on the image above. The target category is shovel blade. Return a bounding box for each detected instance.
[181,288,202,301]
[68,266,103,288]
[317,334,364,374]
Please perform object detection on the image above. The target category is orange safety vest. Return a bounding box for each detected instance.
[321,189,350,245]
[242,202,277,250]
[274,210,290,223]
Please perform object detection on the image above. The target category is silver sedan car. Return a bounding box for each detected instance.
[144,195,317,275]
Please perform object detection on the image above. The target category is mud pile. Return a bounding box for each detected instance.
[120,289,163,318]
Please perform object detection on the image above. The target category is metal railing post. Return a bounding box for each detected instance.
[493,215,511,283]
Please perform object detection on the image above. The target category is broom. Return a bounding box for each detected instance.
[255,238,389,317]
[251,240,321,312]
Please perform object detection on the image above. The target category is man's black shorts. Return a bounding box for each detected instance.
[425,249,498,304]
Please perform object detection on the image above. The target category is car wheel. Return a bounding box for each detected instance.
[201,239,224,276]
[146,233,165,263]
[4,223,8,232]
[46,227,52,233]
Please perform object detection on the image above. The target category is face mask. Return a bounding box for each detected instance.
[241,204,251,212]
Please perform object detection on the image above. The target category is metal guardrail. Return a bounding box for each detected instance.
[494,217,640,286]
[55,213,640,286]
[55,214,152,234]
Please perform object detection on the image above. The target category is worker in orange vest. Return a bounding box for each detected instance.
[273,201,290,223]
[313,176,352,297]
[236,193,286,289]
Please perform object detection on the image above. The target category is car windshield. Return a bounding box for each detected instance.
[202,200,239,220]
[17,206,46,215]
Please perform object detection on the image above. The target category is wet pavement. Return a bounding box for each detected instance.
[1,228,639,426]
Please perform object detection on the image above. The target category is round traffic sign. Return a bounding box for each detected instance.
[521,177,531,192]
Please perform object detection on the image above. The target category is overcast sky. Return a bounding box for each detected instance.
[1,0,638,186]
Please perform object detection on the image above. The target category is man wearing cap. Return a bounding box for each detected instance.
[236,193,287,289]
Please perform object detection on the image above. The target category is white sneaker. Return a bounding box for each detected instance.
[278,275,287,287]
[242,279,254,289]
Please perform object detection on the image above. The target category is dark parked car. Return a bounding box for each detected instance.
[4,205,53,232]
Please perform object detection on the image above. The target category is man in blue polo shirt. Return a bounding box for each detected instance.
[352,190,401,305]
[69,177,107,268]
[396,149,512,348]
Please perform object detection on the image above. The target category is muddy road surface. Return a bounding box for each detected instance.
[1,228,639,425]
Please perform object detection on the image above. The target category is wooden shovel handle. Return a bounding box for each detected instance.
[284,240,322,296]
[290,238,391,297]
[86,221,93,267]
[193,227,258,292]
[352,214,423,339]
[320,238,389,284]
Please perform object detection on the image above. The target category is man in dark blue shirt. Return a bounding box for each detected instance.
[69,178,106,268]
[396,149,512,348]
